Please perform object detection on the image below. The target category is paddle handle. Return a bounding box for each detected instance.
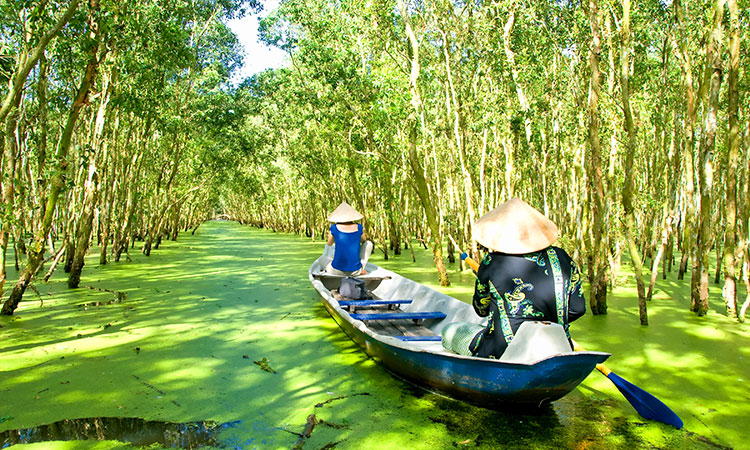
[460,253,480,271]
[448,235,480,271]
[572,340,612,376]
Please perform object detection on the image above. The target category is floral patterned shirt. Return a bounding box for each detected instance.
[469,246,586,359]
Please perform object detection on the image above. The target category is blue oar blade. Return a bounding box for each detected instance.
[607,372,683,428]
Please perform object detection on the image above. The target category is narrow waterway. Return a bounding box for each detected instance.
[1,221,745,449]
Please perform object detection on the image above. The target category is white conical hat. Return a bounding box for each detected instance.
[473,198,559,254]
[327,201,363,223]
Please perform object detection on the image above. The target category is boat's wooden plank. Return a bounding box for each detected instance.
[345,305,437,338]
[332,289,436,338]
[350,312,446,321]
[312,272,392,280]
[338,299,413,307]
[353,307,406,336]
[374,318,438,337]
[348,306,424,337]
[392,335,442,342]
[338,300,409,312]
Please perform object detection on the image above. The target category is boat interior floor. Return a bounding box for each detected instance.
[331,289,440,340]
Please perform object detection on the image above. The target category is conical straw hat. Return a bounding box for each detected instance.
[327,201,363,223]
[473,198,559,254]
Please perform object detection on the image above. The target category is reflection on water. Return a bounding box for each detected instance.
[0,417,240,449]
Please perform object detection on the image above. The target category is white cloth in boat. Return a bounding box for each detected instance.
[442,321,572,362]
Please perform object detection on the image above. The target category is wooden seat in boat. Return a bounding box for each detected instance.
[338,299,412,311]
[392,335,442,342]
[311,272,391,281]
[350,311,446,325]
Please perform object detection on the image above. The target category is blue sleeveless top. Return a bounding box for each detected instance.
[331,223,363,272]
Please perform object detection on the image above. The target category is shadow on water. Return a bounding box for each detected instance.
[0,417,240,449]
[394,381,732,450]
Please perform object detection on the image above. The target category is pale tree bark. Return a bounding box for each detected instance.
[502,10,532,145]
[722,0,739,318]
[67,157,100,288]
[692,0,724,316]
[617,0,647,325]
[663,113,681,279]
[648,37,677,300]
[398,0,450,286]
[143,132,183,255]
[99,115,120,265]
[36,54,50,223]
[740,126,750,322]
[586,0,608,314]
[69,52,113,288]
[0,108,20,296]
[114,122,147,262]
[673,0,698,284]
[63,183,80,273]
[604,12,619,282]
[503,134,514,198]
[438,26,477,259]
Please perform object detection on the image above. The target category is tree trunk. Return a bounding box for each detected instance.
[738,126,750,322]
[674,0,698,284]
[64,222,76,273]
[693,0,724,316]
[722,0,739,318]
[398,0,449,286]
[36,54,50,224]
[68,159,99,288]
[586,0,607,314]
[115,151,142,262]
[618,0,647,325]
[0,108,20,296]
[648,214,672,301]
[440,27,477,259]
[664,111,681,279]
[740,251,750,322]
[69,54,113,286]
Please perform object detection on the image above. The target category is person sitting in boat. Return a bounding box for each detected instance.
[441,198,586,358]
[325,201,374,276]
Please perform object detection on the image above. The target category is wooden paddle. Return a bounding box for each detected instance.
[449,236,683,428]
[447,235,480,272]
[571,341,683,428]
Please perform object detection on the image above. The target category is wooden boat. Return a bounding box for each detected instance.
[309,248,610,407]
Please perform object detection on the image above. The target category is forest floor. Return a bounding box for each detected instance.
[1,221,748,450]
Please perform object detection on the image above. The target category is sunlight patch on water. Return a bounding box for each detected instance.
[685,325,726,340]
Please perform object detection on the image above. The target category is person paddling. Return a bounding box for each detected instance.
[325,202,374,276]
[441,198,586,358]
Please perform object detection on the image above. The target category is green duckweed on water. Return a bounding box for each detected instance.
[1,221,748,449]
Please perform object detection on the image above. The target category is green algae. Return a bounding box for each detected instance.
[1,221,747,449]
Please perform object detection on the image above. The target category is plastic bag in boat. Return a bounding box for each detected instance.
[339,276,368,299]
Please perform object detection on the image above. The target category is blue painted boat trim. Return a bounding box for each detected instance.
[393,335,442,342]
[338,299,413,307]
[350,312,446,321]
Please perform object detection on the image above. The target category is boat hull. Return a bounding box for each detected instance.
[320,295,606,406]
[310,253,609,407]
